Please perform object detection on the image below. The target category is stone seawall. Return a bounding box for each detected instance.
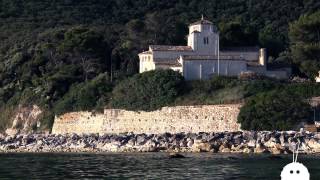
[52,104,242,134]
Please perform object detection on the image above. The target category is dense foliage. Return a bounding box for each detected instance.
[289,11,320,78]
[238,91,313,131]
[237,81,320,131]
[111,70,184,111]
[53,73,113,115]
[174,76,245,105]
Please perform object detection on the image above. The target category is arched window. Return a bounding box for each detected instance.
[203,37,209,45]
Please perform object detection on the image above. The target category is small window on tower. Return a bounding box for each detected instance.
[203,37,209,44]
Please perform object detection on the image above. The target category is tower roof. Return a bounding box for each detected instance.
[189,16,213,26]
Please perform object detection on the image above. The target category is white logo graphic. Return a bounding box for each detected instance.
[281,143,310,180]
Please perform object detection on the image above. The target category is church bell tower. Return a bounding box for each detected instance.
[187,16,219,56]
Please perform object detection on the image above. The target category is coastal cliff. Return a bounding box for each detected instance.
[5,105,43,136]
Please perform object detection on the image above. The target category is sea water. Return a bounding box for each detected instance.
[0,153,319,179]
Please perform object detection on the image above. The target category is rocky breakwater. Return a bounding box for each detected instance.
[0,131,320,154]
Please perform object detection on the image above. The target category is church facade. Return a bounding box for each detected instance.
[138,17,291,80]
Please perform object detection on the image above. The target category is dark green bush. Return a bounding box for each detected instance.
[208,76,239,90]
[238,90,313,131]
[243,79,281,97]
[283,83,320,98]
[174,76,244,105]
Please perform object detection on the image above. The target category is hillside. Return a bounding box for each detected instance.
[0,0,320,132]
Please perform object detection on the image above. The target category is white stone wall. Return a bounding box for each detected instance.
[220,51,259,61]
[188,32,199,51]
[52,104,242,134]
[140,61,155,73]
[193,31,218,56]
[152,51,194,60]
[139,54,155,73]
[183,60,247,80]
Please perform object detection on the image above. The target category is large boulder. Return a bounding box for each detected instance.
[307,139,320,152]
[254,143,268,153]
[243,147,253,153]
[192,141,212,152]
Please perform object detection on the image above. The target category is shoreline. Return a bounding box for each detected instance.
[0,131,320,154]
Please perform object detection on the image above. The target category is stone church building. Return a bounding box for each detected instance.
[139,17,291,80]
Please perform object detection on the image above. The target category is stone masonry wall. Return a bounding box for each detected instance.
[51,104,242,134]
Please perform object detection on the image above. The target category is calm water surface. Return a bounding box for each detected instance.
[0,153,319,179]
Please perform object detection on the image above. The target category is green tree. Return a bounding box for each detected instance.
[289,11,320,78]
[259,25,285,57]
[219,21,258,47]
[59,27,109,81]
[238,91,313,131]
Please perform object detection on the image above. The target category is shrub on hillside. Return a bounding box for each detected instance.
[208,76,239,90]
[243,79,281,97]
[53,73,112,115]
[283,83,320,98]
[180,76,238,94]
[238,90,313,131]
[174,76,244,105]
[110,69,184,111]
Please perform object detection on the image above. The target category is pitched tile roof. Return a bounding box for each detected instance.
[150,45,193,51]
[181,55,245,61]
[138,51,152,55]
[220,46,260,52]
[153,58,182,67]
